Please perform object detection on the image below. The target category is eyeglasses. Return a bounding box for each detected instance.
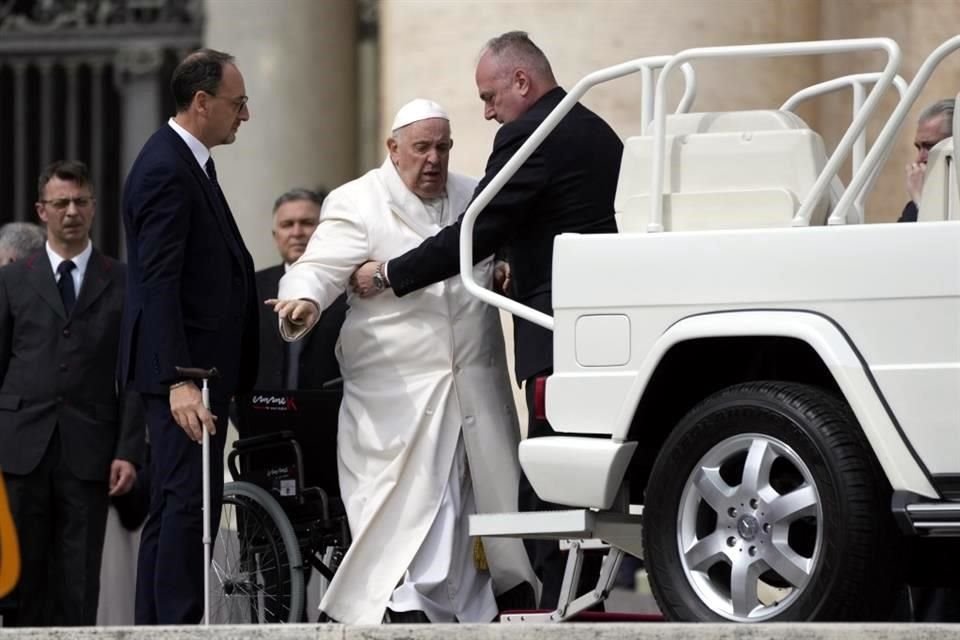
[207,92,249,114]
[39,197,94,211]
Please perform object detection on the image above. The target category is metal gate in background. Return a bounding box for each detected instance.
[0,0,203,258]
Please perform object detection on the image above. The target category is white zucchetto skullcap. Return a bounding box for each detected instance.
[391,98,449,131]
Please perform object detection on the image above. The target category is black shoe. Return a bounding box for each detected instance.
[386,608,430,623]
[317,610,339,623]
[496,582,537,612]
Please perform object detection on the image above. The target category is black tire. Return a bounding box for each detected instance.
[211,481,305,623]
[643,381,898,622]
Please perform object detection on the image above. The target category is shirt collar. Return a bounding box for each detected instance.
[167,117,210,171]
[46,240,92,280]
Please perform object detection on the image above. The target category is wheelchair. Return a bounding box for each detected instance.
[208,388,349,624]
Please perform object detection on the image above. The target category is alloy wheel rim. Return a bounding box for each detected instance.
[676,432,823,621]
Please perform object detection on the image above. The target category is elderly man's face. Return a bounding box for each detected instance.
[914,115,950,164]
[273,199,320,264]
[0,247,16,265]
[387,118,452,199]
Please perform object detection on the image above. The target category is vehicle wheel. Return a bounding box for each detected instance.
[211,481,305,623]
[643,381,898,621]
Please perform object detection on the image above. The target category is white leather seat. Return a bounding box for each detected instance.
[615,110,832,232]
[916,137,956,222]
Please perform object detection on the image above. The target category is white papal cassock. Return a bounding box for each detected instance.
[278,158,539,623]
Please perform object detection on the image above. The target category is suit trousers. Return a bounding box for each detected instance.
[135,393,228,624]
[520,374,602,610]
[1,427,109,626]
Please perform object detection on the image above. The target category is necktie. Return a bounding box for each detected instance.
[205,157,218,186]
[57,260,76,315]
[285,339,303,389]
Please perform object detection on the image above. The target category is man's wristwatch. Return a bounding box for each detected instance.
[372,261,390,292]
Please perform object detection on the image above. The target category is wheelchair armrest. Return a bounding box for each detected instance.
[232,430,297,451]
[301,486,331,523]
[227,433,306,490]
[321,377,343,391]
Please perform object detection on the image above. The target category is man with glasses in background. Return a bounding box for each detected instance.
[0,160,142,627]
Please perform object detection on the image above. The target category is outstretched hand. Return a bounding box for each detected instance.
[266,298,320,331]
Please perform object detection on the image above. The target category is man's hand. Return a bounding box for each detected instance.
[906,161,926,204]
[170,382,217,443]
[266,298,320,331]
[350,261,383,298]
[108,460,137,496]
[494,260,512,295]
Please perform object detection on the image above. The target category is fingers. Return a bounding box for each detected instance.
[108,462,137,496]
[350,261,381,297]
[198,405,218,437]
[172,408,216,442]
[169,384,216,443]
[177,407,203,442]
[108,465,121,495]
[108,467,136,496]
[289,302,308,325]
[271,299,318,327]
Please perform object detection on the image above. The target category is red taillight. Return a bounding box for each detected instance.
[533,375,547,421]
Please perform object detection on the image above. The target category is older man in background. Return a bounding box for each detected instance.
[0,222,46,265]
[898,98,954,222]
[270,99,537,624]
[253,188,345,391]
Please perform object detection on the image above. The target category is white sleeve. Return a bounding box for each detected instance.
[277,195,369,341]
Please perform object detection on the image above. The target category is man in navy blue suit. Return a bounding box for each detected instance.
[118,48,258,624]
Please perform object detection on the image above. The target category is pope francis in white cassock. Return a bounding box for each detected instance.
[274,99,539,624]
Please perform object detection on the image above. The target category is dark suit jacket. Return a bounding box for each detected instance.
[254,264,346,389]
[388,87,623,382]
[0,249,143,481]
[119,125,258,398]
[898,200,918,222]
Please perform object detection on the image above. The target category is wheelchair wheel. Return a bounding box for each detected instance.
[210,481,305,623]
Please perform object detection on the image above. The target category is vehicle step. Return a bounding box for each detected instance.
[470,509,644,557]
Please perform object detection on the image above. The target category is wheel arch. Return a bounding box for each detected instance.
[619,310,936,503]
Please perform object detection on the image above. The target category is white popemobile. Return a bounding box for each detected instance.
[467,35,960,623]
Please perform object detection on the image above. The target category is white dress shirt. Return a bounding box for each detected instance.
[167,117,210,172]
[46,240,92,294]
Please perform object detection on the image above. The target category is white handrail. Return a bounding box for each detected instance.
[832,34,960,224]
[780,72,907,113]
[640,62,697,134]
[458,55,694,331]
[649,38,901,232]
[781,72,908,223]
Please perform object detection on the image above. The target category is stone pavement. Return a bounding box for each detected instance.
[3,623,960,640]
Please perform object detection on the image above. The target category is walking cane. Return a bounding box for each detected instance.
[175,366,220,626]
